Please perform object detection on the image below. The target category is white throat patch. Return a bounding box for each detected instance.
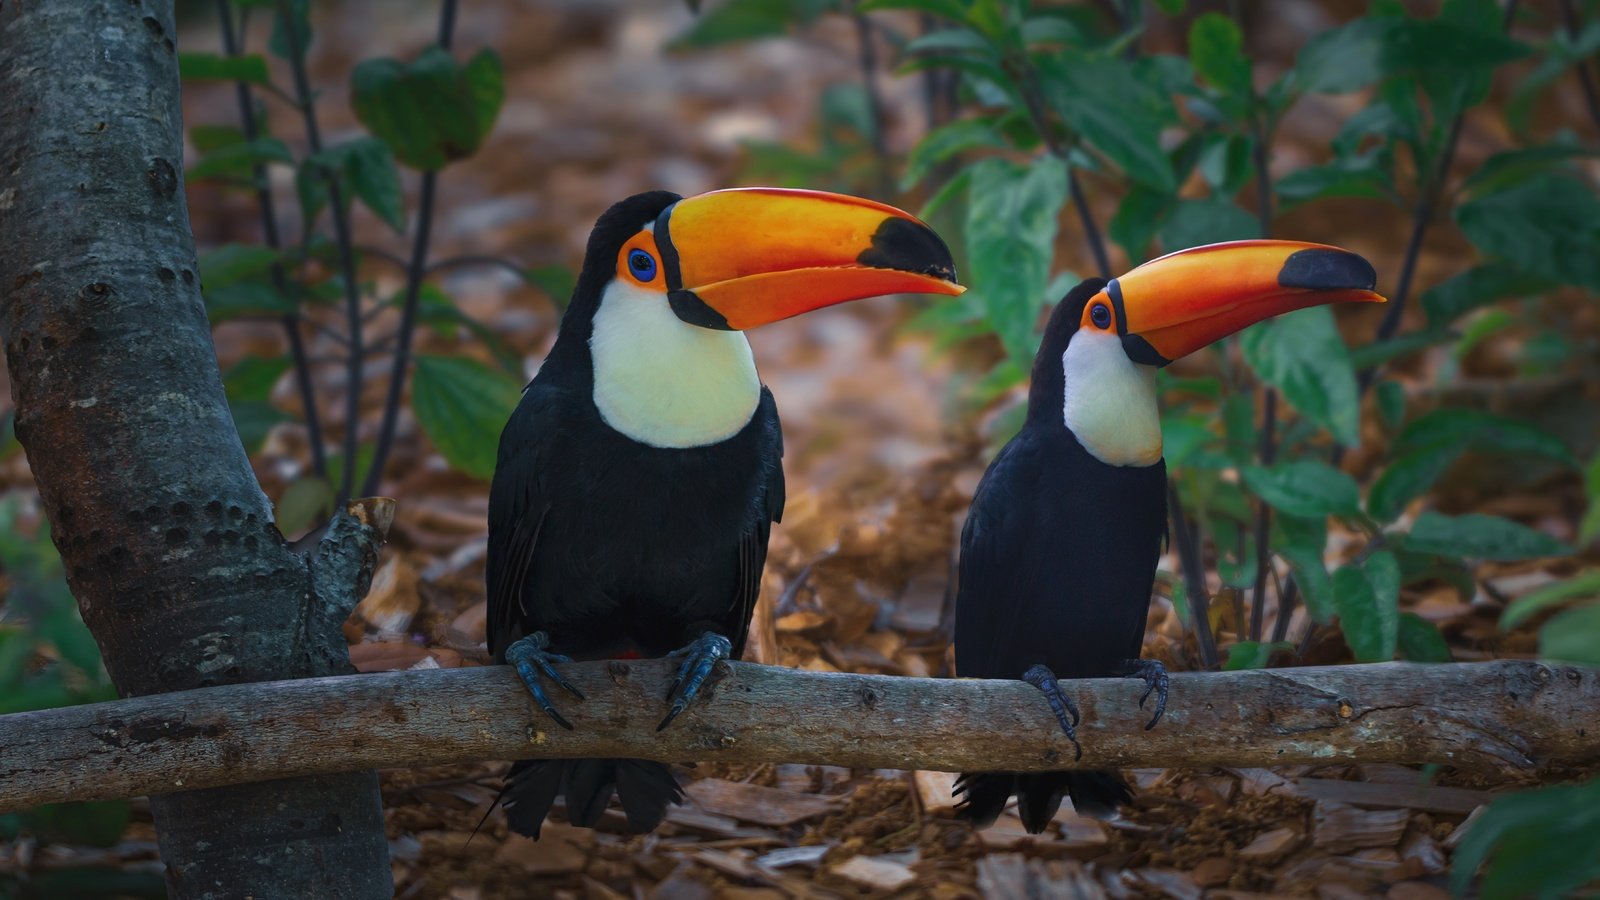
[1061,329,1162,467]
[590,280,761,448]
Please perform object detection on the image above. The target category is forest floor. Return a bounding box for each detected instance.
[4,1,1599,897]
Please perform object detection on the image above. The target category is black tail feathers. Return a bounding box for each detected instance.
[501,758,683,838]
[954,769,1131,834]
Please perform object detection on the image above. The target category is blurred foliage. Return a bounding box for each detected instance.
[0,496,131,850]
[682,2,1599,894]
[183,0,565,522]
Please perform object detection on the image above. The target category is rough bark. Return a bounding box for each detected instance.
[0,3,391,897]
[2,660,1596,812]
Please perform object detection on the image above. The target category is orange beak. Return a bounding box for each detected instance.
[1102,240,1387,365]
[654,188,964,330]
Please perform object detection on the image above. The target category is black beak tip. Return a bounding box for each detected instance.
[1278,248,1378,293]
[856,216,959,284]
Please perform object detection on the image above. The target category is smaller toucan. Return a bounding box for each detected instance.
[953,241,1385,832]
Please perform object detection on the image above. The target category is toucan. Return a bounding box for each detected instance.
[487,187,962,838]
[952,240,1385,832]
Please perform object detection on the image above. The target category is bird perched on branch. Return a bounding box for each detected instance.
[953,241,1385,832]
[487,188,962,837]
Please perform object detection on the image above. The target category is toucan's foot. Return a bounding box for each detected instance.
[506,631,584,731]
[658,631,732,732]
[1022,663,1082,761]
[1121,658,1169,730]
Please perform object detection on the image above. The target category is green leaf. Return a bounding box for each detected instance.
[1293,14,1527,96]
[962,157,1068,367]
[411,355,523,480]
[1157,198,1259,253]
[1109,185,1171,265]
[902,116,1008,189]
[1038,53,1177,191]
[314,138,405,233]
[1375,381,1406,429]
[1395,408,1576,466]
[1539,603,1600,665]
[229,399,291,455]
[1420,261,1554,327]
[1346,329,1450,371]
[1197,134,1252,195]
[1294,17,1388,94]
[525,264,576,311]
[1224,640,1291,670]
[179,51,270,84]
[1405,511,1572,561]
[905,27,997,57]
[223,355,291,403]
[1456,174,1600,292]
[1240,306,1360,446]
[268,0,311,59]
[1333,550,1400,662]
[198,244,279,291]
[462,48,506,146]
[1397,612,1452,662]
[351,47,504,171]
[1584,451,1600,546]
[403,284,522,376]
[669,0,832,49]
[21,800,131,848]
[1241,461,1361,519]
[326,445,376,498]
[1275,161,1391,207]
[1462,141,1600,197]
[1451,777,1600,899]
[276,476,332,536]
[1367,442,1463,523]
[1188,13,1251,96]
[859,0,970,19]
[296,160,329,229]
[186,137,295,182]
[1502,570,1600,630]
[203,281,296,323]
[190,123,248,153]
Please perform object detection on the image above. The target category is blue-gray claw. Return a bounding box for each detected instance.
[1023,663,1082,761]
[658,632,731,731]
[506,631,584,730]
[1122,658,1169,730]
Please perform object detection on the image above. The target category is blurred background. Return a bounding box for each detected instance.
[2,0,1599,896]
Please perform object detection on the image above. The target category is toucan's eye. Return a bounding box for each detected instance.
[1090,302,1112,329]
[628,248,657,282]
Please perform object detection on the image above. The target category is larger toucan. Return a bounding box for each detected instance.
[953,241,1385,832]
[487,188,962,838]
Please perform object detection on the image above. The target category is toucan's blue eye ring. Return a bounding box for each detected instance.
[1090,302,1112,329]
[628,248,657,282]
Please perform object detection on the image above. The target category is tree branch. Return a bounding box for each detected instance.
[2,660,1595,813]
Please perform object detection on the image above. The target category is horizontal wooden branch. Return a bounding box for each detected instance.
[3,659,1597,813]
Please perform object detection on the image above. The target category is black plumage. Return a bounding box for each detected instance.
[953,279,1165,829]
[487,192,784,837]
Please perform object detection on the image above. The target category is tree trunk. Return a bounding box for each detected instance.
[0,3,391,897]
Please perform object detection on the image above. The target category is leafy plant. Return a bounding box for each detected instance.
[184,0,571,531]
[0,495,129,847]
[1450,568,1600,896]
[685,0,1593,682]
